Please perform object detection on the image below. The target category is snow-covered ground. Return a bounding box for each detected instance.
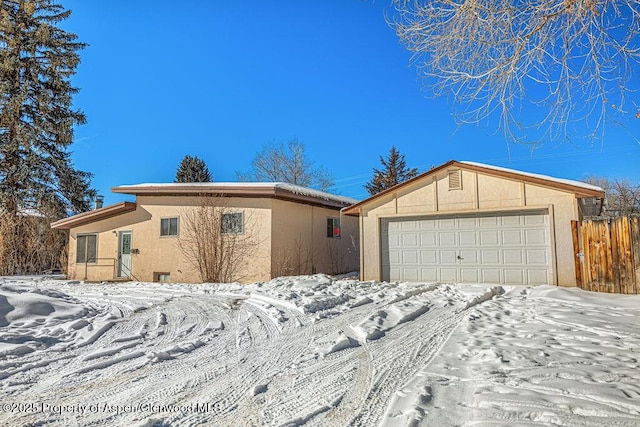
[1,275,640,426]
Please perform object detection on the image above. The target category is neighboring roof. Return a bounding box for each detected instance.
[50,202,137,230]
[111,182,358,210]
[343,160,605,215]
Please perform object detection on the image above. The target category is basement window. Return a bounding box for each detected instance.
[327,217,341,238]
[154,272,171,282]
[448,169,462,190]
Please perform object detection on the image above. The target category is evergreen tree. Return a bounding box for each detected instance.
[0,1,94,274]
[175,155,212,183]
[365,146,418,196]
[0,0,94,216]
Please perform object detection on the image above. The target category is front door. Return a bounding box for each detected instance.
[118,231,132,277]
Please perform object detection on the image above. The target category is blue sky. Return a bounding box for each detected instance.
[61,1,640,205]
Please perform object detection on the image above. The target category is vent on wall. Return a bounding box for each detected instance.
[448,170,462,190]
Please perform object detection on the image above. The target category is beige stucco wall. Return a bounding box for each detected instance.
[270,200,359,277]
[68,195,273,284]
[66,195,359,284]
[358,167,581,286]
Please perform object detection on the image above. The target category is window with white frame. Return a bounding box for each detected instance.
[327,217,341,238]
[76,234,97,263]
[221,212,243,234]
[160,217,179,236]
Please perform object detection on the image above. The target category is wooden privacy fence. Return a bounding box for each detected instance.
[571,216,640,294]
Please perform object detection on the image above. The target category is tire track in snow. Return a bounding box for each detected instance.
[348,286,485,426]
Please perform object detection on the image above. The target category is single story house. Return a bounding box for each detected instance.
[51,183,359,283]
[343,160,605,287]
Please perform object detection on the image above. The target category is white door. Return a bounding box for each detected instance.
[381,210,552,285]
[118,231,132,277]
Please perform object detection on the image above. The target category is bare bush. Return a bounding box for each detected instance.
[272,238,314,277]
[0,212,67,275]
[390,0,640,145]
[178,197,258,283]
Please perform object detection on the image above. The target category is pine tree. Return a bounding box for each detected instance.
[365,146,419,196]
[0,0,94,216]
[175,155,212,183]
[0,1,95,274]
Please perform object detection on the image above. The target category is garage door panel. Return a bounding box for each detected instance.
[461,268,479,282]
[525,229,547,244]
[401,221,417,231]
[481,269,501,283]
[502,215,523,226]
[502,230,522,245]
[481,250,500,264]
[459,250,478,263]
[402,234,418,246]
[439,232,457,246]
[528,270,549,285]
[382,211,552,285]
[525,214,547,225]
[387,234,400,248]
[459,217,477,228]
[402,251,419,264]
[440,250,458,264]
[479,216,499,227]
[439,218,456,228]
[418,220,436,229]
[421,268,438,281]
[388,251,401,264]
[420,232,436,246]
[421,250,437,264]
[403,268,419,281]
[504,250,524,264]
[459,231,477,245]
[440,268,458,282]
[526,249,549,264]
[480,231,499,245]
[504,269,526,284]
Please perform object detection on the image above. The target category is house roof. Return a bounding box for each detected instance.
[50,202,137,230]
[112,182,358,210]
[343,160,605,215]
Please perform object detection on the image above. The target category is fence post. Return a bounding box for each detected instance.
[631,217,639,294]
[571,220,582,288]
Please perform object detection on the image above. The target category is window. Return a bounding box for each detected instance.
[160,217,179,236]
[327,217,341,238]
[76,234,97,263]
[448,169,462,190]
[154,272,171,282]
[221,212,243,234]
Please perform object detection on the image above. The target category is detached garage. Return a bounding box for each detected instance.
[344,161,605,287]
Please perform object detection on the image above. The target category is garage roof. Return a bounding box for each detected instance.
[343,160,605,215]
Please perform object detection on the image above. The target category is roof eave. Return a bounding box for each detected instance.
[50,202,137,230]
[112,185,352,210]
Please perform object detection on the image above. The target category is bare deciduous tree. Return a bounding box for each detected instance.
[178,197,257,283]
[390,0,640,145]
[584,176,640,217]
[237,139,334,191]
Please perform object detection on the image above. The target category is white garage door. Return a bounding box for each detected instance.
[381,210,552,285]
